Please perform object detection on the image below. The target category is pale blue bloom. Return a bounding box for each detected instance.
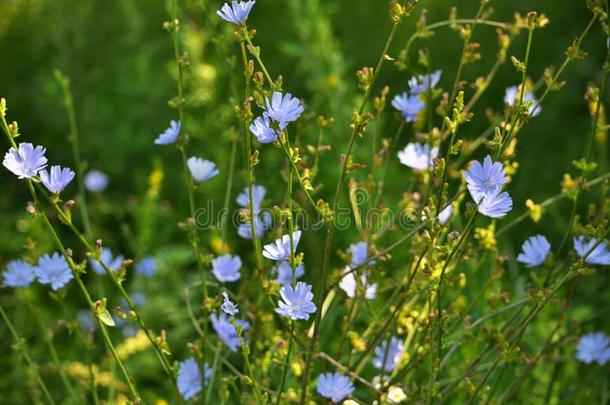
[274,261,305,285]
[475,189,513,218]
[212,254,241,282]
[135,256,156,277]
[504,85,541,117]
[2,260,36,288]
[348,241,371,267]
[316,372,354,403]
[36,253,73,290]
[155,120,181,145]
[576,332,610,365]
[408,70,442,95]
[217,1,255,25]
[391,92,425,122]
[89,248,124,275]
[373,337,404,372]
[264,92,304,130]
[517,235,551,267]
[187,157,219,183]
[263,231,302,261]
[464,155,508,200]
[237,212,272,239]
[236,184,266,213]
[275,281,316,320]
[397,142,438,171]
[574,236,610,265]
[339,269,377,299]
[177,357,212,400]
[3,143,47,179]
[221,292,239,315]
[40,165,75,194]
[210,313,249,352]
[438,204,454,225]
[250,115,278,144]
[84,170,109,192]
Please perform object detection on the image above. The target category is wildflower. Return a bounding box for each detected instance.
[517,235,551,267]
[464,155,508,200]
[2,260,36,288]
[264,92,304,130]
[408,70,442,95]
[36,253,73,290]
[177,357,213,400]
[475,189,513,218]
[262,230,302,261]
[316,372,354,403]
[2,143,47,179]
[373,337,404,372]
[187,157,219,183]
[212,254,242,282]
[438,204,454,225]
[216,1,255,25]
[274,261,305,285]
[504,85,541,117]
[89,248,124,275]
[339,270,377,299]
[155,120,181,145]
[135,256,156,277]
[387,386,408,403]
[575,332,610,365]
[39,165,75,194]
[84,170,109,192]
[391,92,425,122]
[236,184,266,213]
[210,313,249,352]
[221,292,239,315]
[573,236,610,265]
[397,143,438,171]
[237,213,272,239]
[347,241,371,268]
[250,115,278,144]
[275,281,316,320]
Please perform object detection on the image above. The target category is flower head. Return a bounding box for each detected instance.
[576,332,610,365]
[438,204,454,225]
[210,313,249,352]
[221,292,239,315]
[135,256,156,277]
[397,143,438,171]
[187,157,219,183]
[36,253,73,290]
[177,358,212,400]
[316,372,354,403]
[250,115,278,144]
[2,260,36,288]
[275,281,316,320]
[573,236,610,265]
[264,92,304,130]
[237,212,272,239]
[475,189,513,218]
[236,184,266,213]
[464,155,508,200]
[3,143,47,179]
[155,120,181,145]
[408,70,442,95]
[217,1,255,25]
[391,92,425,122]
[84,170,109,192]
[212,254,242,282]
[274,261,305,285]
[89,248,124,275]
[262,230,302,261]
[517,235,551,267]
[339,270,377,300]
[387,386,408,403]
[40,165,75,194]
[504,85,541,117]
[373,337,404,372]
[347,241,370,268]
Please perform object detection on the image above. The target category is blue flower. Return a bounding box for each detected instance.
[464,155,508,200]
[397,143,438,171]
[177,357,212,400]
[373,337,404,372]
[264,92,304,130]
[89,248,124,275]
[316,372,354,403]
[263,231,302,261]
[250,115,278,144]
[217,1,255,25]
[135,256,156,277]
[348,241,370,267]
[339,269,377,299]
[408,70,442,95]
[391,92,425,122]
[36,253,73,290]
[84,170,109,192]
[155,120,181,145]
[2,260,36,288]
[236,184,266,213]
[187,157,219,183]
[3,143,47,179]
[438,204,454,225]
[237,212,272,239]
[210,313,249,352]
[517,235,551,267]
[212,254,242,282]
[275,281,316,320]
[40,165,75,194]
[576,332,610,365]
[504,85,541,117]
[475,189,513,218]
[221,292,239,315]
[573,236,610,265]
[274,261,305,286]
